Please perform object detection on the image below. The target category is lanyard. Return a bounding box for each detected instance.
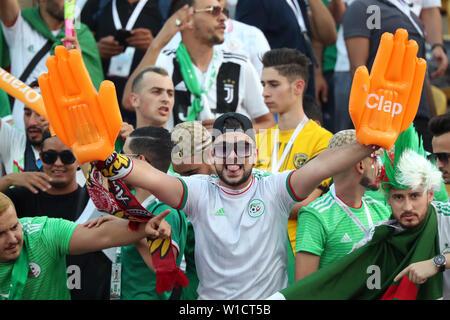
[330,184,374,236]
[286,0,306,33]
[271,115,309,173]
[385,0,423,37]
[112,0,148,31]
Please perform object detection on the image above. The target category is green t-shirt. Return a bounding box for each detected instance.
[0,216,77,300]
[296,190,391,269]
[120,199,188,300]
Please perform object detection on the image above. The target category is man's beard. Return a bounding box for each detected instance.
[46,0,64,21]
[360,176,379,191]
[215,164,252,188]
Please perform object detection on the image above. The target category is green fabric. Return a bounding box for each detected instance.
[0,27,11,117]
[8,231,29,300]
[0,216,77,300]
[180,220,199,300]
[281,205,442,300]
[296,191,391,269]
[320,0,337,72]
[19,7,104,90]
[120,200,188,300]
[176,43,205,121]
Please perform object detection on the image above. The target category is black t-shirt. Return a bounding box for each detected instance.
[4,186,112,300]
[81,0,163,125]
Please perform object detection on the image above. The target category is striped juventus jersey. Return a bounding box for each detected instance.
[0,216,76,300]
[176,169,300,299]
[155,47,270,129]
[296,188,391,269]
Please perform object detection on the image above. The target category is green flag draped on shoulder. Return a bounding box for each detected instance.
[276,205,442,300]
[10,7,104,90]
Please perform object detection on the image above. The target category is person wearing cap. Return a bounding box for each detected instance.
[294,129,391,281]
[256,48,333,255]
[99,110,379,299]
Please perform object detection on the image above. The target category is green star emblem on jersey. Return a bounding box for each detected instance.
[247,199,265,218]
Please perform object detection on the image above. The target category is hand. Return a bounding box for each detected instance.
[349,28,426,150]
[118,121,134,141]
[314,70,328,107]
[394,259,438,284]
[38,45,123,164]
[97,35,125,59]
[430,45,449,79]
[83,215,118,228]
[150,5,194,51]
[127,28,154,51]
[62,27,81,51]
[145,209,172,239]
[5,172,52,194]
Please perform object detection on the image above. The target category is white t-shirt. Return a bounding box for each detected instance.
[1,13,60,132]
[177,169,299,299]
[432,200,450,300]
[0,118,36,174]
[407,0,442,17]
[163,19,270,76]
[156,46,270,130]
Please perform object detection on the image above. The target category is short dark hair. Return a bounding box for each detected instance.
[262,48,310,87]
[128,126,174,173]
[168,0,195,16]
[303,95,323,124]
[131,66,169,93]
[428,111,450,137]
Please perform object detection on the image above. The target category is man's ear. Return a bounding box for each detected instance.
[129,93,139,110]
[293,78,306,96]
[354,160,365,174]
[427,190,435,203]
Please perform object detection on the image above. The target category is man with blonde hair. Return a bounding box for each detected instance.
[0,192,170,300]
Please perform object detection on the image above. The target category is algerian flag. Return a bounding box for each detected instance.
[270,205,442,300]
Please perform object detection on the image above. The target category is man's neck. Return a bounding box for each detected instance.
[46,182,79,196]
[39,7,63,31]
[334,179,367,209]
[277,103,306,131]
[181,38,214,73]
[219,175,253,191]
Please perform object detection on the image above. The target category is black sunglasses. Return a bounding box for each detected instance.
[432,152,450,164]
[41,150,76,165]
[194,6,229,18]
[213,141,253,159]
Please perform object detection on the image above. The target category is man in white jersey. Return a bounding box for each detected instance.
[295,129,391,280]
[99,112,378,299]
[121,0,275,131]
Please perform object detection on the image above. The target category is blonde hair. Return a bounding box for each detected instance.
[0,192,14,214]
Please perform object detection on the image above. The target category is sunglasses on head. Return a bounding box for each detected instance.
[194,6,229,18]
[213,141,253,159]
[41,150,76,165]
[431,152,450,164]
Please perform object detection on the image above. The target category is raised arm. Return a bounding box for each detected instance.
[0,0,20,27]
[289,142,372,200]
[122,5,194,110]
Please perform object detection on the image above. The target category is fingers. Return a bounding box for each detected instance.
[370,32,394,89]
[385,29,408,82]
[394,266,409,282]
[348,65,370,130]
[146,209,172,238]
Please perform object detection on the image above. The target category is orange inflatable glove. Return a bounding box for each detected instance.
[0,67,47,119]
[38,46,122,164]
[349,28,426,150]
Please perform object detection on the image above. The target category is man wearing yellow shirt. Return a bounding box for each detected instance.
[256,48,333,253]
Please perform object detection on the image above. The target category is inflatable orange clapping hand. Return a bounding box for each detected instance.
[349,28,426,150]
[38,46,122,164]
